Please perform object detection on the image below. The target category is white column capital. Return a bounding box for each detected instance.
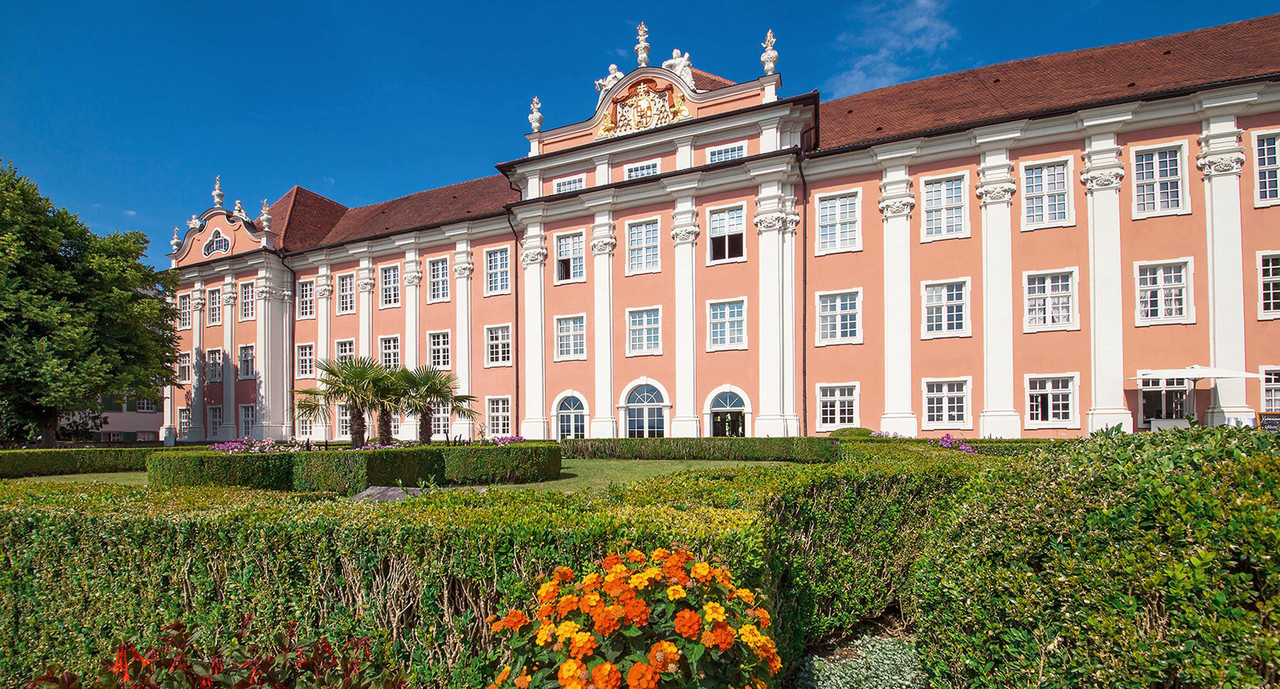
[520,246,548,267]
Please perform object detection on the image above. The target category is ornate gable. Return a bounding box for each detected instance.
[170,177,277,268]
[598,78,691,139]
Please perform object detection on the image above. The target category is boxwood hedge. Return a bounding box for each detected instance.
[145,450,295,490]
[441,442,561,484]
[293,446,446,494]
[560,436,842,464]
[0,447,153,478]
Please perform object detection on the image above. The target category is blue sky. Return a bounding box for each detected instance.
[2,1,1274,267]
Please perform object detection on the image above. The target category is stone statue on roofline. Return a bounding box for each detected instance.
[595,64,624,105]
[635,22,650,67]
[662,48,694,88]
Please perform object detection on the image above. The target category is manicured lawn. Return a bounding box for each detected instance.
[15,471,147,486]
[10,459,786,493]
[486,458,786,493]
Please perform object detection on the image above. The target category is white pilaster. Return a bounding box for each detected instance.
[594,155,612,186]
[188,282,206,441]
[313,269,331,440]
[976,148,1022,438]
[877,162,919,436]
[1198,110,1254,426]
[221,276,235,440]
[675,136,695,170]
[357,256,374,358]
[589,206,618,438]
[1081,122,1134,432]
[520,223,550,439]
[402,249,422,439]
[451,241,475,439]
[752,166,799,437]
[670,193,701,437]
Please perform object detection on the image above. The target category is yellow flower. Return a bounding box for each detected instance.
[535,622,555,646]
[555,620,581,641]
[736,588,757,605]
[702,601,727,624]
[691,562,712,582]
[666,585,687,600]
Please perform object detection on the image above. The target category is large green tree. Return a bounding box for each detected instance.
[0,162,177,445]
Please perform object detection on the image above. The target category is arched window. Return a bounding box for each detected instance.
[625,384,665,438]
[202,229,230,257]
[557,395,586,440]
[710,391,746,437]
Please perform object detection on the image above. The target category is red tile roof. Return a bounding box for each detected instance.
[817,14,1280,152]
[691,68,736,91]
[272,175,518,254]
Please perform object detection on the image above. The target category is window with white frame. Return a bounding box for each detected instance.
[486,325,511,365]
[923,176,966,239]
[206,348,223,382]
[380,265,401,307]
[390,414,401,436]
[297,280,315,318]
[625,385,665,438]
[707,142,746,164]
[554,175,586,194]
[429,331,451,369]
[208,405,222,431]
[206,288,222,326]
[817,291,860,344]
[428,257,450,302]
[1134,147,1185,215]
[1261,253,1280,318]
[1025,271,1075,330]
[380,336,400,368]
[924,379,969,429]
[708,300,746,350]
[106,431,123,443]
[202,229,229,257]
[337,274,356,314]
[627,308,661,355]
[487,397,512,436]
[1137,261,1191,324]
[1263,369,1280,413]
[1259,134,1279,203]
[178,408,191,436]
[627,220,660,273]
[557,396,587,440]
[238,344,255,379]
[817,192,859,252]
[136,398,156,413]
[177,352,191,383]
[239,404,256,437]
[556,232,585,282]
[337,404,350,437]
[625,160,660,179]
[1026,376,1075,427]
[240,282,255,320]
[708,207,745,262]
[136,431,158,441]
[923,281,969,337]
[296,415,312,438]
[1140,377,1187,426]
[555,315,586,360]
[297,343,315,377]
[817,385,858,430]
[177,294,191,330]
[1023,161,1070,227]
[335,339,355,363]
[432,406,451,439]
[485,248,510,294]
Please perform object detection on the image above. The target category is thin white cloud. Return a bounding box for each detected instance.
[123,209,137,217]
[323,176,335,186]
[825,0,958,98]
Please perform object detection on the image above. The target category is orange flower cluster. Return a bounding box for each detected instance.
[486,546,781,689]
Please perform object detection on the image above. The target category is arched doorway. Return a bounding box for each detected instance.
[625,384,666,438]
[556,395,587,440]
[709,391,747,437]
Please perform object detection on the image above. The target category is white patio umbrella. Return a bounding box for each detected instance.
[1131,365,1260,423]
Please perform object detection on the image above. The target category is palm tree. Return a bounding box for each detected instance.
[395,366,477,443]
[370,365,403,446]
[293,357,384,448]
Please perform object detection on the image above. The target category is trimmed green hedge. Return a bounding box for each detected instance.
[0,447,153,479]
[442,442,561,484]
[841,436,1057,459]
[145,451,295,490]
[293,446,445,495]
[560,437,842,464]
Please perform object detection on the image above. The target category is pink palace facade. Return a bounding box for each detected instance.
[164,16,1280,443]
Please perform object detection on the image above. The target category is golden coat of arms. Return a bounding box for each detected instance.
[598,79,690,138]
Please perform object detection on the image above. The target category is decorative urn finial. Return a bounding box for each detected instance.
[528,97,543,132]
[258,199,272,232]
[212,175,224,208]
[635,22,650,67]
[170,226,182,252]
[761,30,778,76]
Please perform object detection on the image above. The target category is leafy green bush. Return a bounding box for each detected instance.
[293,446,445,495]
[828,427,876,439]
[145,451,294,490]
[442,441,561,484]
[0,447,153,478]
[560,437,841,464]
[910,426,1280,688]
[793,636,927,689]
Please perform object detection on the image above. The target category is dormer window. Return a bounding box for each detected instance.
[554,175,586,194]
[625,160,661,180]
[202,229,230,257]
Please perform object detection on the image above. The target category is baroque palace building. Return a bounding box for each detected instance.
[165,15,1280,443]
